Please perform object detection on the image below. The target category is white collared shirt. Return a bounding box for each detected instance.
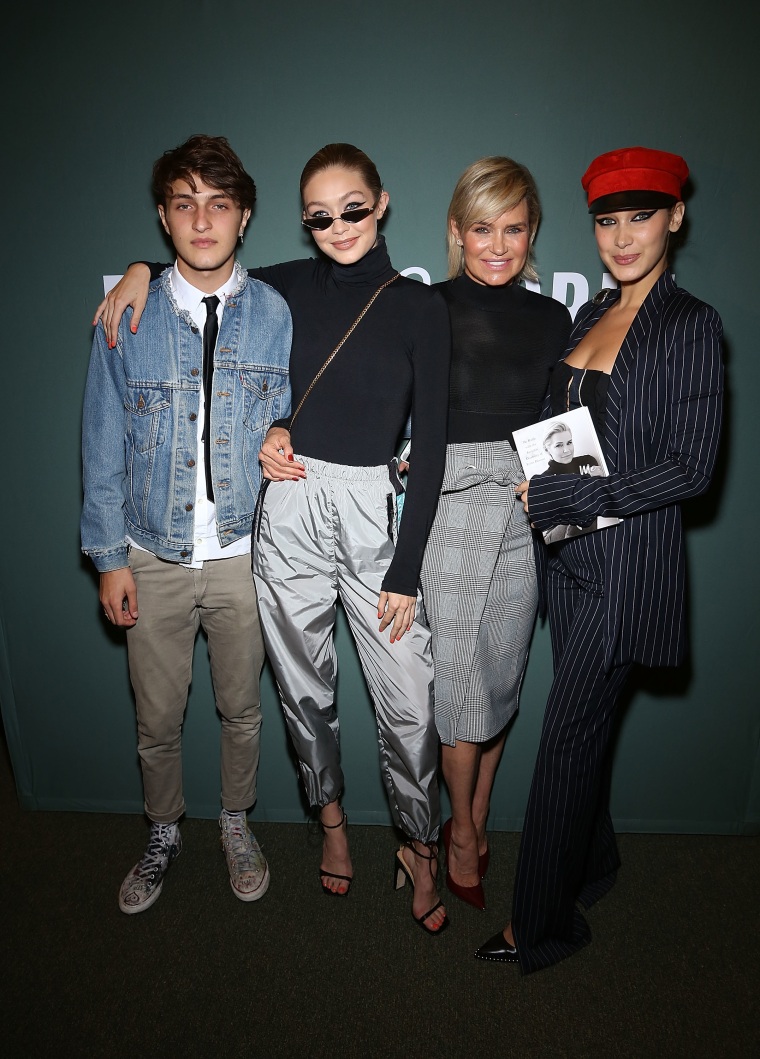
[129,263,251,569]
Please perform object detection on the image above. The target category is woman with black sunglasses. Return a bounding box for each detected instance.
[93,143,452,935]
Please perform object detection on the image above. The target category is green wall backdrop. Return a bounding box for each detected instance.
[3,1,758,833]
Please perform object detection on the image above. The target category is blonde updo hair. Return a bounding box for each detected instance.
[543,421,571,451]
[447,156,541,282]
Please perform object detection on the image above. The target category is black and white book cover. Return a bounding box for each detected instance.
[512,406,621,544]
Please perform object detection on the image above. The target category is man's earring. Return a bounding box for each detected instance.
[239,230,244,244]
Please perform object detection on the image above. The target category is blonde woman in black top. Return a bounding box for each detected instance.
[421,158,571,910]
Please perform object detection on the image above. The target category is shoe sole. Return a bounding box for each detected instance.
[230,863,270,902]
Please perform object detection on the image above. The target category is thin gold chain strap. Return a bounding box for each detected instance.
[288,272,400,430]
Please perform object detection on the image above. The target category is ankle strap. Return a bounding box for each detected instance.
[405,840,438,861]
[320,809,347,829]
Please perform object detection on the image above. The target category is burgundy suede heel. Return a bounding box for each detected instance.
[442,818,486,911]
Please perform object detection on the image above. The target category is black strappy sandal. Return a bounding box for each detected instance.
[393,841,450,935]
[319,810,352,896]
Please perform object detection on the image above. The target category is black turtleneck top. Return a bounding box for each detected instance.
[145,237,451,596]
[434,274,572,444]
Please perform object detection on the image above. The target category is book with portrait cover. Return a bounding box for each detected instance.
[512,406,621,544]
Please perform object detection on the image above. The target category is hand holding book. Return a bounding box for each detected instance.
[511,406,621,544]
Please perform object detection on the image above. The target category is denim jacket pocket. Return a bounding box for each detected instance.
[125,386,170,453]
[240,368,289,431]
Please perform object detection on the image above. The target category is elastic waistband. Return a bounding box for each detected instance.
[296,456,392,482]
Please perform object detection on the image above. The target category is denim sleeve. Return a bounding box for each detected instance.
[80,322,130,572]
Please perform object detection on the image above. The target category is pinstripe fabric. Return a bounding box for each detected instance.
[529,271,724,670]
[509,272,724,973]
[512,539,632,972]
[419,441,537,746]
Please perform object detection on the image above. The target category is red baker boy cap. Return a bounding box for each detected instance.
[581,146,689,214]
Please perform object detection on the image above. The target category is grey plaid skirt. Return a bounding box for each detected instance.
[420,440,538,746]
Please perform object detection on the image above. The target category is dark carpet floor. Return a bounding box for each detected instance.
[2,732,758,1059]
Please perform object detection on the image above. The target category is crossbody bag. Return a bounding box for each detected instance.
[253,272,400,540]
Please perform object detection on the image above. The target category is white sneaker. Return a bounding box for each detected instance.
[118,821,182,915]
[219,811,270,902]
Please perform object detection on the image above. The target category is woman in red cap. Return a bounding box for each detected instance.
[476,146,724,972]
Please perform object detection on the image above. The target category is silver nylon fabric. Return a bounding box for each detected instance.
[252,456,440,843]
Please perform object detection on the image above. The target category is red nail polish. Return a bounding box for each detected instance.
[131,324,137,333]
[287,454,294,462]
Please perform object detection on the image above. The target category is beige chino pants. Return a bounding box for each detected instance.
[126,549,265,823]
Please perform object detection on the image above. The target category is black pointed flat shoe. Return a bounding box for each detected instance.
[474,930,519,963]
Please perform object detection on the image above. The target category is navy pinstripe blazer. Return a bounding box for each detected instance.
[527,270,724,670]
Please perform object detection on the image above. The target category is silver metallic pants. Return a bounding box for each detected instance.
[252,457,440,843]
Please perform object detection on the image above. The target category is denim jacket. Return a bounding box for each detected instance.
[81,262,292,572]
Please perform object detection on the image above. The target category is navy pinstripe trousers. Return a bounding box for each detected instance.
[512,531,632,973]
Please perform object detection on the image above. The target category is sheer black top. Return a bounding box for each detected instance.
[434,273,572,445]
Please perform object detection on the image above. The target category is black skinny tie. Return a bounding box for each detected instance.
[201,295,220,501]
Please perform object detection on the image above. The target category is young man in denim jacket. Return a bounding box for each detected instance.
[81,135,292,914]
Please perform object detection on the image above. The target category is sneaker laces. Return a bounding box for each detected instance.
[134,822,178,880]
[221,813,258,868]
